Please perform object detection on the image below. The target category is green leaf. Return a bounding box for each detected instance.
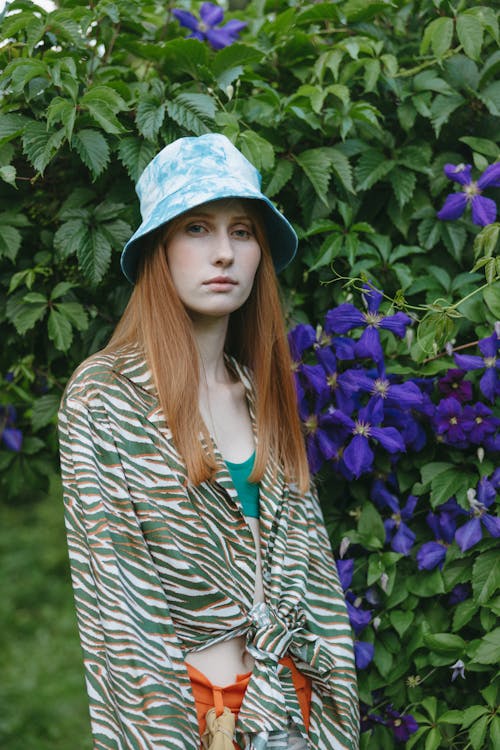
[459,136,499,159]
[161,38,209,79]
[490,716,500,748]
[423,632,466,656]
[294,149,331,206]
[54,219,87,259]
[0,113,30,144]
[0,224,22,261]
[452,599,478,631]
[78,228,113,287]
[264,160,293,198]
[390,167,416,208]
[31,394,61,431]
[6,295,47,334]
[118,137,156,182]
[212,44,264,88]
[430,94,465,136]
[136,98,166,140]
[472,550,500,605]
[81,99,126,135]
[327,148,354,194]
[46,97,76,140]
[421,17,454,57]
[478,80,500,116]
[358,504,385,549]
[0,165,17,187]
[355,149,395,190]
[238,131,275,172]
[48,308,73,351]
[22,122,66,174]
[407,569,445,597]
[342,0,395,23]
[429,468,471,508]
[424,727,442,750]
[53,302,89,332]
[389,610,414,637]
[469,716,489,750]
[166,95,213,136]
[471,627,500,664]
[72,129,110,179]
[483,282,500,317]
[457,13,484,60]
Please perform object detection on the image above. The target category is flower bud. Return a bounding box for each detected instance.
[477,446,485,463]
[339,536,350,558]
[225,84,234,101]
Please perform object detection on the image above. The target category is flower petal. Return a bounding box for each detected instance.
[343,434,374,478]
[391,523,416,555]
[443,163,472,185]
[288,323,316,360]
[471,195,497,226]
[477,161,500,189]
[417,541,447,570]
[336,558,354,590]
[362,284,383,313]
[354,640,374,669]
[482,514,500,539]
[454,353,485,371]
[200,2,224,25]
[437,192,468,221]
[379,311,412,338]
[479,367,499,402]
[172,9,200,31]
[205,28,234,49]
[2,427,22,452]
[220,19,247,34]
[355,326,383,362]
[371,426,406,453]
[455,518,482,552]
[325,304,365,334]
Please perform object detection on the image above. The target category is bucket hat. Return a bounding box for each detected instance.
[120,133,298,283]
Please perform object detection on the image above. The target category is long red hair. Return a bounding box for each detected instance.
[107,200,310,492]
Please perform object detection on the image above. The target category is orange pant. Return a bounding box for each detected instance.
[187,655,312,740]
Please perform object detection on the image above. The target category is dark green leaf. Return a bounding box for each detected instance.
[6,295,47,334]
[430,94,465,136]
[31,394,61,431]
[77,228,113,287]
[0,225,22,261]
[263,159,293,198]
[53,302,89,332]
[457,13,484,60]
[472,550,500,605]
[22,122,66,174]
[355,149,394,191]
[423,632,466,656]
[238,131,275,173]
[294,149,331,206]
[72,129,110,179]
[118,137,156,182]
[136,98,166,140]
[48,308,73,351]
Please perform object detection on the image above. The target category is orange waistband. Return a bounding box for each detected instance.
[187,655,311,738]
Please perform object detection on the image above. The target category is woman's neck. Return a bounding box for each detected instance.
[191,315,231,386]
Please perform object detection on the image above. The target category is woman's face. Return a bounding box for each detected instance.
[165,199,262,322]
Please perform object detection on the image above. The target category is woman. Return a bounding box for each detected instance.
[59,133,359,750]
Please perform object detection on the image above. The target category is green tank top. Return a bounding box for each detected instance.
[225,451,260,518]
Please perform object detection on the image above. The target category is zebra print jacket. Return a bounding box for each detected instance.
[58,345,359,750]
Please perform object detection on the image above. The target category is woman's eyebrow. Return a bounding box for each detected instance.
[186,212,253,222]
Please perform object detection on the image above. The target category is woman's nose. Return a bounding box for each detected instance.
[213,231,234,265]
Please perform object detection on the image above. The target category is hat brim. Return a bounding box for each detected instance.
[120,178,297,283]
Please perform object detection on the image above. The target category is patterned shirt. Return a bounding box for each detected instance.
[58,346,359,750]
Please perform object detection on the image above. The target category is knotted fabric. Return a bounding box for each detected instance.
[202,707,235,750]
[235,602,336,744]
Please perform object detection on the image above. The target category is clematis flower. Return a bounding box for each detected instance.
[455,479,500,552]
[454,332,500,403]
[372,479,418,555]
[329,398,405,478]
[299,403,343,475]
[325,284,411,363]
[341,367,423,410]
[417,508,458,570]
[450,659,465,681]
[384,705,419,742]
[354,640,374,669]
[448,583,470,605]
[438,368,472,403]
[336,558,354,591]
[360,704,386,733]
[433,397,468,447]
[462,402,500,444]
[173,2,247,50]
[437,162,500,226]
[0,405,23,452]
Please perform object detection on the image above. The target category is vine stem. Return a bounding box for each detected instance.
[422,339,480,364]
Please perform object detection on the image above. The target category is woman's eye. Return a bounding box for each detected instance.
[187,223,206,234]
[233,226,252,238]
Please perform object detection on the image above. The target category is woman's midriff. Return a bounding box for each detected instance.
[187,649,312,743]
[185,636,254,687]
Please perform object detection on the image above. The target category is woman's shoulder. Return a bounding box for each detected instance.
[62,345,147,406]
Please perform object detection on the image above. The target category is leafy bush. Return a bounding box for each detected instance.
[1,0,499,748]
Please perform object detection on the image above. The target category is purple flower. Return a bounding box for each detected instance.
[288,324,316,362]
[454,332,500,403]
[448,583,470,605]
[360,704,386,733]
[354,640,374,669]
[329,398,405,478]
[455,479,500,552]
[462,402,500,444]
[372,480,418,555]
[300,407,342,475]
[173,2,247,50]
[438,369,472,403]
[433,397,468,447]
[347,598,372,635]
[417,509,458,570]
[341,367,423,410]
[385,705,419,742]
[0,405,23,452]
[336,558,354,591]
[325,284,411,363]
[437,162,500,226]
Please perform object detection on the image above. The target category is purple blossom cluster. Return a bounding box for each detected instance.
[437,162,500,226]
[0,404,22,452]
[173,2,246,50]
[360,700,419,742]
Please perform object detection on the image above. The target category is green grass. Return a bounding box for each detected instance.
[0,475,92,750]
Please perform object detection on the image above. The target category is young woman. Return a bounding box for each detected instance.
[59,134,359,750]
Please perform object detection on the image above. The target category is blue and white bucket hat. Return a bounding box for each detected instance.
[120,133,298,283]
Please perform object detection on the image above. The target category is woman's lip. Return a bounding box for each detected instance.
[203,277,237,285]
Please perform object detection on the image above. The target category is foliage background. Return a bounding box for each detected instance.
[0,0,499,748]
